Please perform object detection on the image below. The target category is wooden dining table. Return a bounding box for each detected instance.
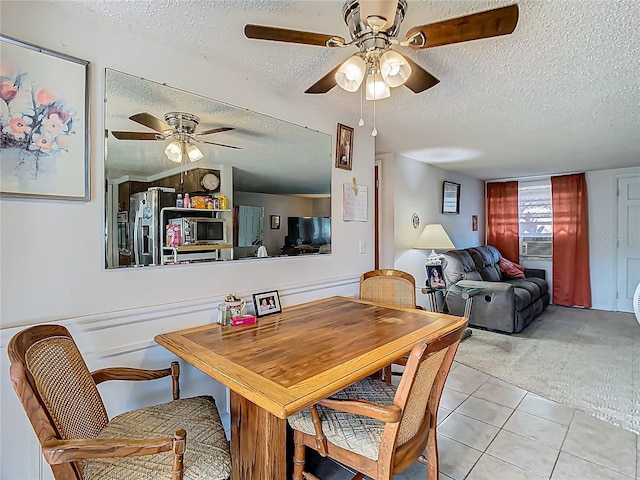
[155,295,467,480]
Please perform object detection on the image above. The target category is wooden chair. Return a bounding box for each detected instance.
[359,269,418,310]
[7,324,231,480]
[288,320,467,480]
[360,269,423,382]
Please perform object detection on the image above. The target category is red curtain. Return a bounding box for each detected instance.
[551,173,592,307]
[486,181,519,262]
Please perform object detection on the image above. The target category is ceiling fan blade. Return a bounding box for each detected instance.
[111,131,165,141]
[194,127,235,136]
[199,140,242,150]
[406,4,519,49]
[245,24,345,47]
[402,56,440,93]
[129,112,174,134]
[305,64,342,94]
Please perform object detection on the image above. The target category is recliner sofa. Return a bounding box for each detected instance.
[441,245,549,333]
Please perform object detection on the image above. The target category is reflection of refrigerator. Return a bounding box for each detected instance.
[129,187,175,266]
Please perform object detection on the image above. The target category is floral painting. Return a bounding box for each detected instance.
[0,36,88,200]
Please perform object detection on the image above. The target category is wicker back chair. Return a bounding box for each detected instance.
[288,320,466,480]
[360,269,421,382]
[359,269,417,309]
[7,324,231,480]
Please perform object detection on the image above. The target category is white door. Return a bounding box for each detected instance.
[616,175,640,312]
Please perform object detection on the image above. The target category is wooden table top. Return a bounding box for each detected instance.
[155,296,466,419]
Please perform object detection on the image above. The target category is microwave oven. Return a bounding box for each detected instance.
[169,217,227,245]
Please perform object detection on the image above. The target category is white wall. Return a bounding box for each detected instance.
[0,3,375,478]
[377,153,485,305]
[587,166,640,311]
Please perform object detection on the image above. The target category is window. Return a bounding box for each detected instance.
[518,179,552,258]
[518,179,552,237]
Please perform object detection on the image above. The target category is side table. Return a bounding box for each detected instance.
[420,284,484,340]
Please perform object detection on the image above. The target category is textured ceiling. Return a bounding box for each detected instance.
[70,0,638,180]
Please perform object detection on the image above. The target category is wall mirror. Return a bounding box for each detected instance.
[104,69,332,269]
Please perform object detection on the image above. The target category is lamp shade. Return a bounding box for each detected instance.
[186,143,204,162]
[380,50,412,87]
[164,140,182,163]
[336,55,366,92]
[365,71,390,100]
[415,224,455,250]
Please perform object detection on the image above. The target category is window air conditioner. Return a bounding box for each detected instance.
[521,237,552,257]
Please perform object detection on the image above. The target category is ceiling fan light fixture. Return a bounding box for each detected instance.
[186,143,204,162]
[164,140,183,163]
[359,0,399,32]
[380,50,412,87]
[365,71,390,100]
[335,55,366,92]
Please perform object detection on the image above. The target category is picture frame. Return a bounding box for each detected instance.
[442,181,461,214]
[472,214,479,231]
[426,265,446,289]
[0,35,90,200]
[270,214,280,229]
[335,123,354,171]
[253,291,282,318]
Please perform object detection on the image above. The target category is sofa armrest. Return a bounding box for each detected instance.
[524,268,546,280]
[455,280,514,293]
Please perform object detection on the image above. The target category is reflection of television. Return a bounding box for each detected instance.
[286,216,331,246]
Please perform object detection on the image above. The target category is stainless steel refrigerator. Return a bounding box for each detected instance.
[129,187,176,266]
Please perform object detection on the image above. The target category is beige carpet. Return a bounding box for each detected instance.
[455,305,640,434]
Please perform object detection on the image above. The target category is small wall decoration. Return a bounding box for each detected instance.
[472,215,479,231]
[442,181,461,214]
[253,290,282,318]
[335,123,354,171]
[270,214,280,229]
[0,35,89,200]
[411,213,420,229]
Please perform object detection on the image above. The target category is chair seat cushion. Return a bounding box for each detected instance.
[83,396,231,480]
[288,378,395,461]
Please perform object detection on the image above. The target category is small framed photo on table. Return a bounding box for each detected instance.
[427,265,446,289]
[253,290,282,318]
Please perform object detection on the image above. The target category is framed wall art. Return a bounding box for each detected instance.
[335,123,353,171]
[0,35,89,200]
[442,181,460,214]
[270,214,280,229]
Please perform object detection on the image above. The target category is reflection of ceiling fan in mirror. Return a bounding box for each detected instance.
[245,0,519,96]
[111,112,241,163]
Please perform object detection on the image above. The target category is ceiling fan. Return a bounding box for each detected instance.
[244,0,519,96]
[111,112,241,163]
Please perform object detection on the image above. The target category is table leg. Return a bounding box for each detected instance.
[230,390,287,480]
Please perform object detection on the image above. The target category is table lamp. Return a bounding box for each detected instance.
[414,223,455,266]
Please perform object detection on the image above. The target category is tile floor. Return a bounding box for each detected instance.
[307,362,640,480]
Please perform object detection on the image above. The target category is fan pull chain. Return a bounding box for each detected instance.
[372,76,378,137]
[358,84,365,127]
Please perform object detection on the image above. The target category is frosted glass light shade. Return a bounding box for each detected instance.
[380,50,412,87]
[164,140,182,163]
[186,143,204,162]
[365,72,390,100]
[335,56,366,92]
